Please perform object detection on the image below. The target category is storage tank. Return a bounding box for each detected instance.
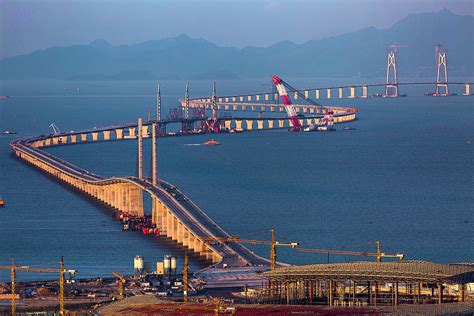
[134,255,144,275]
[156,262,164,275]
[170,256,177,273]
[163,255,171,274]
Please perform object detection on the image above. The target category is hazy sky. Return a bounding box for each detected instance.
[0,0,472,59]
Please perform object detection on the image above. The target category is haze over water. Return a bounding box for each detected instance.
[0,79,472,281]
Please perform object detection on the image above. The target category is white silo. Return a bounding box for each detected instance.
[134,255,144,275]
[170,256,177,274]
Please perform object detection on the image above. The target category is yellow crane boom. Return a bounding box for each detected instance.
[111,271,125,299]
[204,230,298,270]
[296,241,404,262]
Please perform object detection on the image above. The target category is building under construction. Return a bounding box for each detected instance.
[261,261,474,306]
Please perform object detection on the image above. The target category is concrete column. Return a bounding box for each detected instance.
[270,106,275,112]
[339,88,343,98]
[246,120,253,130]
[306,118,312,126]
[316,90,320,99]
[53,137,59,145]
[224,120,231,130]
[278,120,285,128]
[224,105,229,110]
[45,139,51,146]
[103,131,111,141]
[257,120,264,130]
[260,106,265,112]
[70,135,77,143]
[329,280,333,306]
[92,132,98,141]
[232,105,238,111]
[362,86,368,98]
[128,127,136,138]
[464,84,471,96]
[279,107,285,112]
[349,87,355,98]
[265,94,269,101]
[81,134,88,142]
[239,96,243,102]
[268,120,274,129]
[256,95,260,101]
[327,89,331,99]
[115,129,123,140]
[251,106,256,111]
[235,120,243,131]
[241,105,246,111]
[142,125,149,137]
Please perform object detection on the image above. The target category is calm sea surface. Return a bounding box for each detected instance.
[0,78,473,281]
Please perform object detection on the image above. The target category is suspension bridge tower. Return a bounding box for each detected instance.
[384,44,406,97]
[434,45,449,96]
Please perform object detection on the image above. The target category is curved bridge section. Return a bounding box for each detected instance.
[10,129,270,267]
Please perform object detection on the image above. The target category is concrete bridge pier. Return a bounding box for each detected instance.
[116,129,123,140]
[327,89,331,99]
[362,85,368,98]
[246,120,253,131]
[339,88,343,98]
[315,90,320,99]
[268,120,274,129]
[349,87,355,98]
[464,83,471,96]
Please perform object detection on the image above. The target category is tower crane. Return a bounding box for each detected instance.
[296,241,404,263]
[111,271,126,299]
[272,75,325,132]
[204,230,298,270]
[0,257,76,316]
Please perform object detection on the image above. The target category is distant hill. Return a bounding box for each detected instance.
[0,9,472,80]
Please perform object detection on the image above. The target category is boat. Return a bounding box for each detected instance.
[202,139,220,146]
[1,130,17,135]
[0,197,4,207]
[343,127,356,131]
[0,96,10,99]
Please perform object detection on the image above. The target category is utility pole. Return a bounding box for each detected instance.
[137,118,143,180]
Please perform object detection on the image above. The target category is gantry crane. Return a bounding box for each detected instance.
[111,271,126,299]
[204,230,299,270]
[0,257,76,316]
[49,123,61,134]
[296,241,404,262]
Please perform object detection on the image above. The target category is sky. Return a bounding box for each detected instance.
[0,0,472,59]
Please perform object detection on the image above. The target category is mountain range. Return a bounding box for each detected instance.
[0,9,472,80]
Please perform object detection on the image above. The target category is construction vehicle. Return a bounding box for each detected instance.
[111,271,126,299]
[296,241,404,262]
[204,230,298,270]
[0,257,76,316]
[272,75,332,132]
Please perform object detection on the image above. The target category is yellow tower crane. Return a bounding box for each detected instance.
[0,257,76,316]
[296,241,404,262]
[204,229,299,270]
[183,253,189,302]
[111,271,126,299]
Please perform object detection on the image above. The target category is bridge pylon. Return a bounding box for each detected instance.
[181,82,193,133]
[434,45,449,96]
[384,44,406,97]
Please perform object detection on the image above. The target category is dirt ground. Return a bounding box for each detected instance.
[96,295,474,315]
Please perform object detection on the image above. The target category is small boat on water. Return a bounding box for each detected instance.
[0,96,10,99]
[343,127,356,131]
[0,197,4,207]
[1,130,17,135]
[202,139,220,146]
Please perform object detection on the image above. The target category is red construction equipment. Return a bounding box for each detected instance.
[271,75,302,131]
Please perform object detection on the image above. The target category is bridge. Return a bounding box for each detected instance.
[10,89,358,272]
